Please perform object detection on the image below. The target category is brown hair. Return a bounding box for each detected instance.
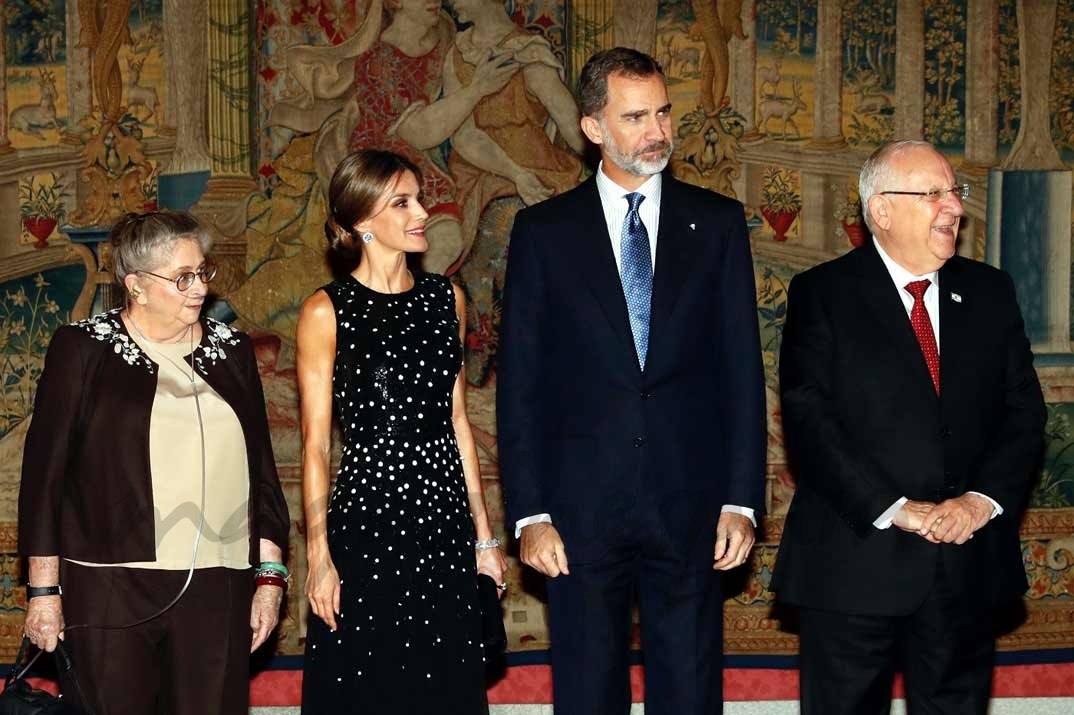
[577,47,665,118]
[325,149,423,259]
[109,210,212,282]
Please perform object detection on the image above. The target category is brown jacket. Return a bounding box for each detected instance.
[19,310,289,565]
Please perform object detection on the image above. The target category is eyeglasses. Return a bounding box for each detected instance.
[139,261,218,292]
[878,184,970,202]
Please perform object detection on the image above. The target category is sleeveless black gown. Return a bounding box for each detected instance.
[302,272,486,714]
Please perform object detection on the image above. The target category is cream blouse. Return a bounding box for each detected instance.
[71,330,251,570]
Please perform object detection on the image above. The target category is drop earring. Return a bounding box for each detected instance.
[361,231,374,244]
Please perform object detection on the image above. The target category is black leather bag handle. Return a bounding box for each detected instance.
[4,636,92,715]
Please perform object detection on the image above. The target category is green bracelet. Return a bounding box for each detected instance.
[259,561,289,578]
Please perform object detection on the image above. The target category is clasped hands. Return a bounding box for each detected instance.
[520,512,756,578]
[892,493,992,544]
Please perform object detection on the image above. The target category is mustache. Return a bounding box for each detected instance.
[636,141,672,156]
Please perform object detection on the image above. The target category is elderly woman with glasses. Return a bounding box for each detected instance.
[18,211,289,715]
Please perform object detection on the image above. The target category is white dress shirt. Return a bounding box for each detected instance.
[870,237,1001,529]
[514,163,756,537]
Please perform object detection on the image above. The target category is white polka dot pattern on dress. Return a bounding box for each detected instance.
[301,272,488,713]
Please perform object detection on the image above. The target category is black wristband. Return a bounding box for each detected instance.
[27,585,62,599]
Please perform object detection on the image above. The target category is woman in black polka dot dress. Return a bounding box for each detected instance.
[297,150,506,713]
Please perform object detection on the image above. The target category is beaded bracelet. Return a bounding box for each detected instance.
[474,538,501,550]
[258,561,289,579]
[255,567,287,579]
[255,574,287,589]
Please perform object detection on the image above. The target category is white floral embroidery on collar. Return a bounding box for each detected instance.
[193,317,242,371]
[75,309,155,372]
[75,311,242,374]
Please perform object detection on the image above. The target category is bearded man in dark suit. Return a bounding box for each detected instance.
[497,48,767,715]
[775,139,1046,714]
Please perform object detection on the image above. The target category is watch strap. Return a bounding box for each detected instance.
[26,585,62,599]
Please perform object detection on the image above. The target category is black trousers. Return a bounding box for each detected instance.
[546,498,724,715]
[61,562,254,715]
[798,563,995,715]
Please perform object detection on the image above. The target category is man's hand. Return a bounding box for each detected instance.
[713,512,755,571]
[519,522,570,578]
[892,500,937,533]
[919,493,993,545]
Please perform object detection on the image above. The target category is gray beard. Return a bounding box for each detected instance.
[600,122,674,177]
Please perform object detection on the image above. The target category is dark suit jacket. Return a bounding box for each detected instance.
[497,174,767,564]
[773,242,1045,615]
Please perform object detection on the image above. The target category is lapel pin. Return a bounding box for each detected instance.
[689,223,696,230]
[951,292,962,303]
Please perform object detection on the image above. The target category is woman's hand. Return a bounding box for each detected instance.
[476,547,508,599]
[471,50,520,97]
[250,584,284,652]
[24,595,64,652]
[305,548,341,631]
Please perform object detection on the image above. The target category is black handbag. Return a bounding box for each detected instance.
[0,638,90,715]
[476,574,507,656]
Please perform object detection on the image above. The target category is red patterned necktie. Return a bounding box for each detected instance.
[905,279,940,394]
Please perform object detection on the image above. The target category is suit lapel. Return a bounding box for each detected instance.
[937,259,967,398]
[649,177,693,350]
[853,243,940,400]
[571,178,636,357]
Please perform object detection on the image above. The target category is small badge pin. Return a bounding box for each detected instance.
[689,223,696,230]
[951,292,962,303]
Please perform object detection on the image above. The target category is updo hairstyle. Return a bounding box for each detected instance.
[110,210,213,284]
[325,149,423,260]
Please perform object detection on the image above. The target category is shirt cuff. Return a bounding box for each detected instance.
[514,513,552,538]
[873,497,908,529]
[967,491,1003,519]
[721,505,757,527]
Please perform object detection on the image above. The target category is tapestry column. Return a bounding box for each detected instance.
[987,0,1071,357]
[194,0,259,237]
[0,6,12,260]
[894,0,925,139]
[614,0,658,56]
[807,0,845,151]
[159,0,211,210]
[731,0,760,142]
[0,9,10,155]
[567,1,614,87]
[802,0,844,251]
[63,2,94,145]
[964,0,1000,174]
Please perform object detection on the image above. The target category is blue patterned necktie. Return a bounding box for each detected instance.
[620,192,653,370]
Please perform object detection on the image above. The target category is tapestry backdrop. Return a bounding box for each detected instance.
[1,0,1072,662]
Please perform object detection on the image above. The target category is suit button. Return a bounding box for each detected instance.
[633,437,645,448]
[640,391,652,400]
[941,427,951,438]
